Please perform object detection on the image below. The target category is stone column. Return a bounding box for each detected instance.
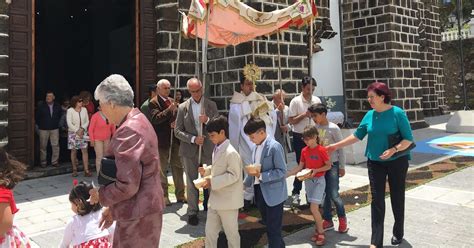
[417,0,446,116]
[342,0,430,128]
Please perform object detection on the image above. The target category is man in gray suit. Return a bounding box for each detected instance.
[175,78,218,226]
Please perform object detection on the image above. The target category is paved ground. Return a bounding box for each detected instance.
[13,114,474,247]
[284,166,474,248]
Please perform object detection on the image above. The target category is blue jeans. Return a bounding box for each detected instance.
[323,162,346,221]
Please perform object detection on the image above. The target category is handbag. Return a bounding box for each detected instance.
[388,132,416,158]
[98,157,117,186]
[77,110,90,142]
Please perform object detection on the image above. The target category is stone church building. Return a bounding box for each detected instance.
[0,0,445,165]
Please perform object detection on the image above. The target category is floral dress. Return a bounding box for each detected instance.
[0,188,31,248]
[67,109,89,150]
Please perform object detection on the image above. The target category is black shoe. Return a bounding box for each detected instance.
[391,236,403,245]
[187,215,199,226]
[243,200,252,211]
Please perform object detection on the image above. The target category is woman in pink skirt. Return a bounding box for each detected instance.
[88,107,116,173]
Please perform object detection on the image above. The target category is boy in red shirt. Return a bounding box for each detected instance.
[287,125,331,245]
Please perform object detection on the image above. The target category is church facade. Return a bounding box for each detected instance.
[0,0,445,164]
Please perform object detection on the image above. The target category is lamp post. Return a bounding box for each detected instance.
[454,1,467,110]
[445,1,473,134]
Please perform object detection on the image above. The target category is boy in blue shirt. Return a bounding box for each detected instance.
[243,117,287,248]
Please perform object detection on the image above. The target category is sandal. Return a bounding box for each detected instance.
[72,170,78,177]
[311,230,318,242]
[84,171,93,177]
[314,233,325,246]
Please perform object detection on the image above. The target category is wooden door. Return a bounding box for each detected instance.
[8,0,34,164]
[138,0,156,104]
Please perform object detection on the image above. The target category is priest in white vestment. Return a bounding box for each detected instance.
[229,67,277,203]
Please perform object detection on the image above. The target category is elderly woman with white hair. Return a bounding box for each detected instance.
[88,74,164,247]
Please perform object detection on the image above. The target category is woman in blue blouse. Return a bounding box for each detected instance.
[327,82,414,248]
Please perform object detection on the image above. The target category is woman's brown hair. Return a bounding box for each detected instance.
[79,91,92,101]
[0,148,26,189]
[70,95,82,109]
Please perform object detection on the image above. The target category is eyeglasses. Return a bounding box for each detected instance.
[189,87,202,94]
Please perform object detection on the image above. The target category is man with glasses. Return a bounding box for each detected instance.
[175,78,218,226]
[149,79,185,206]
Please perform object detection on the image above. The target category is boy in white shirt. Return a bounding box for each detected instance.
[199,116,243,248]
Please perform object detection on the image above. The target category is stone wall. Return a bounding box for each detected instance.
[156,0,446,125]
[156,0,197,91]
[207,1,310,112]
[156,0,331,114]
[0,2,8,146]
[341,0,445,128]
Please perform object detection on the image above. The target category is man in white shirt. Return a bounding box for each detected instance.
[228,75,277,207]
[287,76,321,205]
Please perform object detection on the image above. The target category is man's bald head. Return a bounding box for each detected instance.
[187,78,202,88]
[273,89,286,98]
[273,89,286,106]
[187,78,203,102]
[156,79,171,97]
[157,79,171,88]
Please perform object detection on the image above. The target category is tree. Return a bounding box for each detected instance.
[438,0,473,32]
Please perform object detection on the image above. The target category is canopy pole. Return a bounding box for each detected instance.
[198,4,210,164]
[276,31,288,163]
[168,13,184,164]
[195,19,200,77]
[308,13,314,125]
[252,40,256,63]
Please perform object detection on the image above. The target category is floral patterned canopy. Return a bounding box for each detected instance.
[182,0,317,47]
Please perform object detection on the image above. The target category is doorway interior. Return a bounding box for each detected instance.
[34,0,136,164]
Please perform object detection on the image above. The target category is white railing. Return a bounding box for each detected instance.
[442,29,473,41]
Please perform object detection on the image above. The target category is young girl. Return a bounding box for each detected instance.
[0,148,32,248]
[287,125,331,246]
[59,181,114,248]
